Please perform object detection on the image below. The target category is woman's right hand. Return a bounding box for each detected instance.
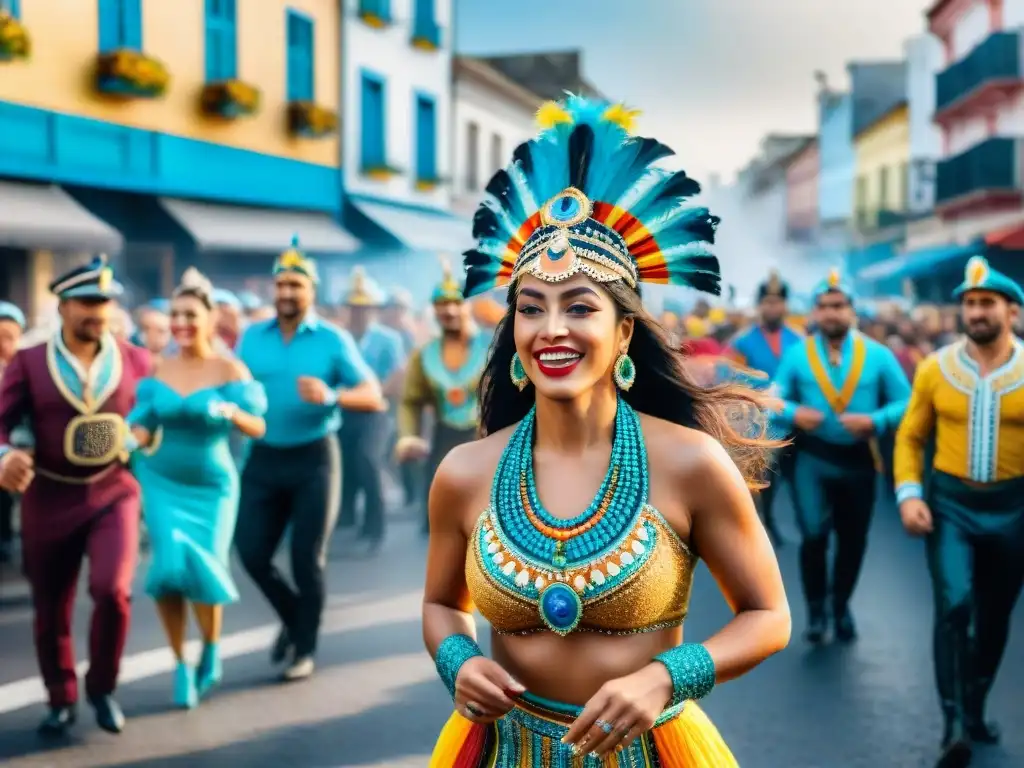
[454,657,525,724]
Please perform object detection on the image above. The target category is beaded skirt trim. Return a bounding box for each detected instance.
[428,695,737,767]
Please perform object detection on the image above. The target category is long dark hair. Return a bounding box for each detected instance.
[478,281,781,488]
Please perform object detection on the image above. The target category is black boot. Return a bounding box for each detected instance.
[88,695,125,734]
[937,707,972,767]
[964,674,1000,744]
[834,605,857,643]
[37,705,76,737]
[804,602,828,645]
[934,622,971,767]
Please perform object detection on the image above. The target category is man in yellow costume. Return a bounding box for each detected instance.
[395,261,489,534]
[894,255,1024,768]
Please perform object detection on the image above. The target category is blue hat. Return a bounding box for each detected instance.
[0,301,25,329]
[50,255,123,301]
[431,257,464,304]
[237,290,262,311]
[812,266,854,303]
[148,298,171,314]
[272,234,319,284]
[952,255,1024,304]
[212,288,241,308]
[344,266,385,307]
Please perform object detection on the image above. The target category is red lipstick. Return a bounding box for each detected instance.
[533,346,583,378]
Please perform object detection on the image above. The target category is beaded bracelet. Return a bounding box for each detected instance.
[653,643,716,707]
[435,634,483,699]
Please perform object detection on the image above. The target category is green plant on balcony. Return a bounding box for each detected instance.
[287,100,338,139]
[0,10,30,61]
[95,49,170,99]
[200,79,261,119]
[358,0,391,29]
[361,163,403,181]
[411,18,441,51]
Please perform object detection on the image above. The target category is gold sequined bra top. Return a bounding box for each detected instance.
[465,402,698,636]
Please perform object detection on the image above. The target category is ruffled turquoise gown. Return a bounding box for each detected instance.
[129,378,268,606]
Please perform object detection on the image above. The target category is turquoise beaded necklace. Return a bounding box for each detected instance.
[490,397,649,569]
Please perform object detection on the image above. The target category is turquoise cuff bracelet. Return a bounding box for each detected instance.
[653,642,716,707]
[435,634,483,699]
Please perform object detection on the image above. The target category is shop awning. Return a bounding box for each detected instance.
[0,181,123,253]
[350,196,473,252]
[159,198,360,253]
[857,242,981,282]
[985,220,1024,249]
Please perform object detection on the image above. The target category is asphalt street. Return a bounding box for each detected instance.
[0,490,1022,768]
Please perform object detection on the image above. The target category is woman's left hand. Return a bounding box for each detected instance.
[561,662,672,758]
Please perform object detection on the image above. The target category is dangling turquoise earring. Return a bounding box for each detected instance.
[510,352,529,391]
[613,352,636,391]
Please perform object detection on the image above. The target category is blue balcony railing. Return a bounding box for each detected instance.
[936,31,1021,113]
[935,137,1020,206]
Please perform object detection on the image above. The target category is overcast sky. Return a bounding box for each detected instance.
[456,0,935,183]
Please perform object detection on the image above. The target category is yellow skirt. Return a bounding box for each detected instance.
[429,693,737,767]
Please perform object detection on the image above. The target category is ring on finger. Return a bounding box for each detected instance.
[595,719,615,735]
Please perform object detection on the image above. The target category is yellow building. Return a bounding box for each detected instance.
[853,101,910,238]
[0,0,355,319]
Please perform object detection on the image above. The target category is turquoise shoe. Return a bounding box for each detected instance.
[173,661,197,709]
[196,643,222,698]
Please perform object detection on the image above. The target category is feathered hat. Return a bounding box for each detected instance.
[757,269,788,301]
[344,266,385,307]
[462,95,721,299]
[812,266,854,303]
[952,255,1024,304]
[273,235,319,284]
[431,256,464,304]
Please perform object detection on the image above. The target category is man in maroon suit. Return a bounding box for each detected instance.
[0,256,150,736]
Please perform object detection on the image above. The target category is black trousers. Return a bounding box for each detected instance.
[0,490,14,549]
[789,438,877,615]
[338,410,390,541]
[927,471,1024,724]
[757,441,796,531]
[235,435,341,657]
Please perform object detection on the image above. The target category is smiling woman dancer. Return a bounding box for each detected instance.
[423,96,791,767]
[129,268,268,709]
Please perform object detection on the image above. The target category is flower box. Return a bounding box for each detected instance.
[200,80,261,119]
[357,0,391,28]
[361,165,402,181]
[411,20,441,51]
[287,101,338,139]
[0,11,30,61]
[415,177,443,191]
[95,49,169,99]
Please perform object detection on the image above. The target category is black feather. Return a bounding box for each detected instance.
[512,142,533,175]
[464,269,496,298]
[463,248,495,268]
[629,137,675,170]
[678,255,721,296]
[485,170,514,204]
[654,171,702,202]
[682,212,718,243]
[568,124,594,190]
[472,206,502,239]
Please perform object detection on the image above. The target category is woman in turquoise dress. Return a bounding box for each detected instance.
[128,268,268,709]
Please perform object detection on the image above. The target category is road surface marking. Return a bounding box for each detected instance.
[0,589,422,715]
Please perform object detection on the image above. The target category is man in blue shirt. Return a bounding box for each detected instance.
[336,267,405,553]
[726,270,803,546]
[773,268,910,645]
[235,239,383,682]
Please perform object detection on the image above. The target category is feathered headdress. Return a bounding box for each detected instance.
[273,234,319,284]
[432,256,464,304]
[344,266,385,307]
[952,255,1024,305]
[462,94,721,299]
